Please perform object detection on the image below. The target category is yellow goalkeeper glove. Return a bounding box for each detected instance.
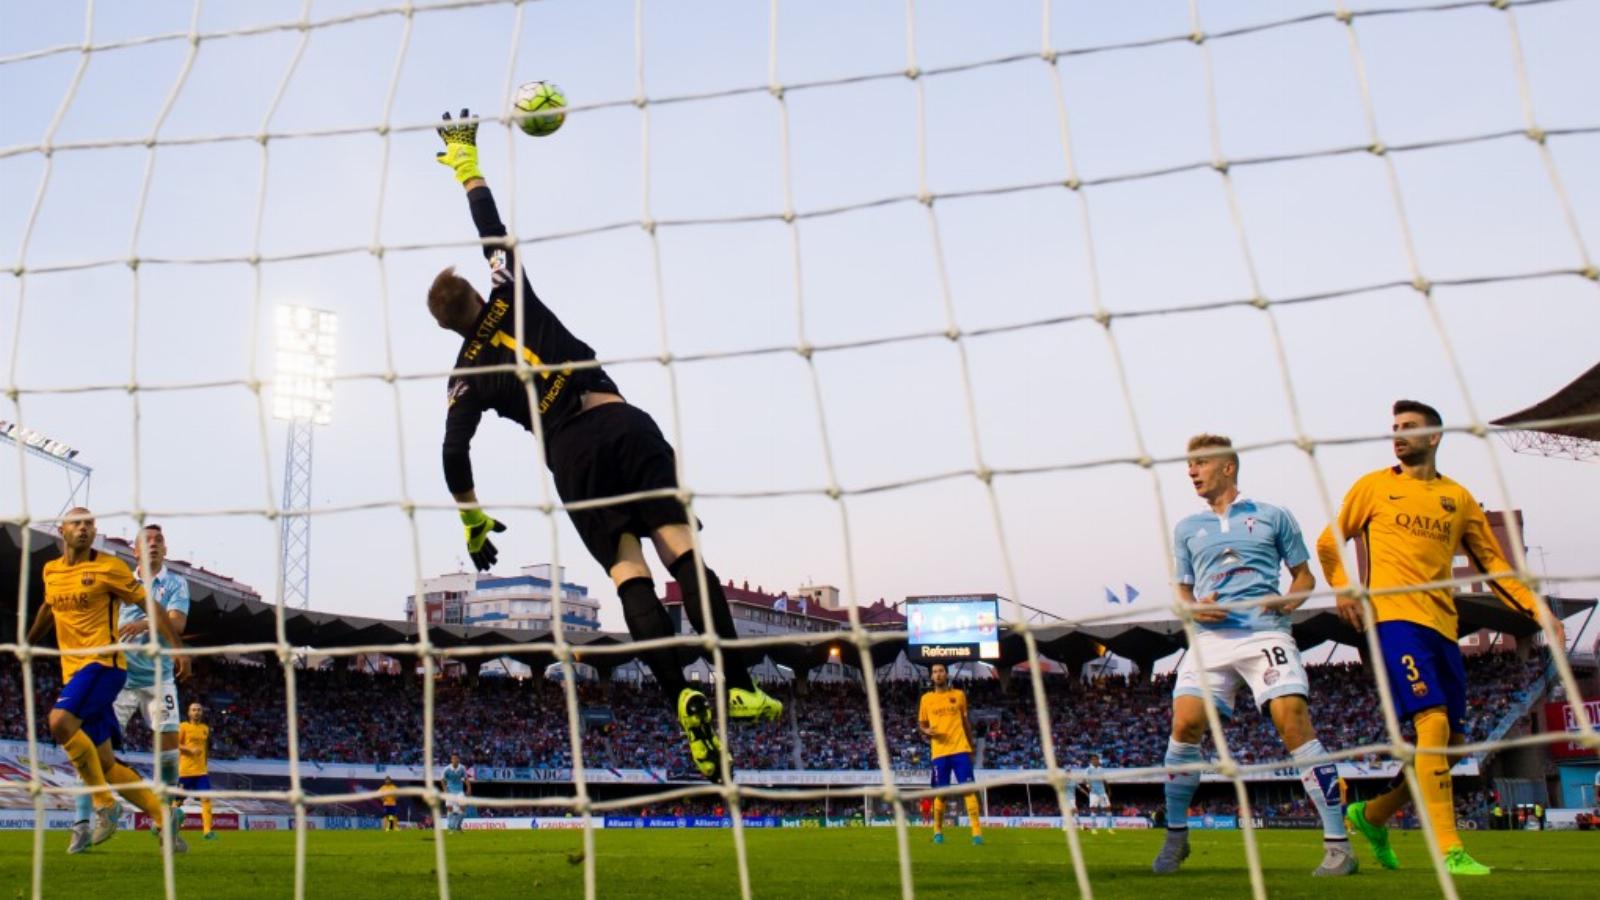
[459,508,506,571]
[435,108,482,185]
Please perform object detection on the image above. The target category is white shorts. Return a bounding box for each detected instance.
[1088,792,1111,810]
[446,796,465,815]
[113,681,180,734]
[1173,629,1308,717]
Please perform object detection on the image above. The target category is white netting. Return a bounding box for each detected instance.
[4,1,1599,899]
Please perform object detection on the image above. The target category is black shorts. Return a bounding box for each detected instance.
[546,402,694,571]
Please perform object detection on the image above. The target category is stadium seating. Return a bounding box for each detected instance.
[0,651,1545,773]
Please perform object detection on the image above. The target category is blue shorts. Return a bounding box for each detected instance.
[54,663,127,747]
[179,775,212,792]
[1377,620,1467,734]
[931,752,975,788]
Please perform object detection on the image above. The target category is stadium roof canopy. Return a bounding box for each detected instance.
[4,523,1591,675]
[1492,361,1600,461]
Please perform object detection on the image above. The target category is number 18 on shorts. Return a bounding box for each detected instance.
[1173,630,1310,716]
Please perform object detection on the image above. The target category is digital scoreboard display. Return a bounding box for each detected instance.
[906,595,1001,663]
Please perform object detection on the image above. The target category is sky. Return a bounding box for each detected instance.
[2,0,1597,653]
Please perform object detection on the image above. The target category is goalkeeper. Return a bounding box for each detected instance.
[429,109,783,783]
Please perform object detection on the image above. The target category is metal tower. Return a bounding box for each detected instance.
[273,306,338,610]
[279,419,316,609]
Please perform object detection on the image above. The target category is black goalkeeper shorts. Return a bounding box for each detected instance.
[546,401,695,571]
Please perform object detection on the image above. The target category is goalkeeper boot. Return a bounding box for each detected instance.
[1151,829,1191,874]
[1444,846,1491,876]
[1345,801,1398,870]
[66,822,92,855]
[91,801,121,846]
[1312,840,1358,877]
[728,686,784,722]
[677,689,725,784]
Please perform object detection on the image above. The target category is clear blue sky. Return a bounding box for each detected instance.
[3,1,1597,652]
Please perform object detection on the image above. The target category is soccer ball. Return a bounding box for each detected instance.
[513,81,566,137]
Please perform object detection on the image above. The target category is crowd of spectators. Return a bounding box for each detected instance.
[0,650,1547,775]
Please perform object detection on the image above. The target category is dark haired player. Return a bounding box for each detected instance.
[1317,399,1564,875]
[917,663,982,845]
[429,109,782,782]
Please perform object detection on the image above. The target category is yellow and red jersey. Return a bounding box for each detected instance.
[179,721,211,777]
[918,688,973,760]
[42,550,146,680]
[1316,466,1541,639]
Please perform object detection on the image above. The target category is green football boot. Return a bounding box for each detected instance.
[1444,846,1491,876]
[677,688,725,783]
[1345,801,1399,870]
[728,686,784,722]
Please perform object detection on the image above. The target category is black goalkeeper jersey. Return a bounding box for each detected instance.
[441,186,619,494]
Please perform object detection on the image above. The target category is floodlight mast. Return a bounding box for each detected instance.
[273,305,337,610]
[0,421,93,519]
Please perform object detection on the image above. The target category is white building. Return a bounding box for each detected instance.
[403,572,474,626]
[403,565,600,633]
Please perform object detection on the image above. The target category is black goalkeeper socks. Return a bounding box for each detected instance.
[668,552,757,693]
[617,577,688,700]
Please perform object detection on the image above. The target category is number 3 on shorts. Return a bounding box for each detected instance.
[1400,654,1420,682]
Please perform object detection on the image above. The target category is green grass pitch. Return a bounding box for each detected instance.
[3,828,1595,898]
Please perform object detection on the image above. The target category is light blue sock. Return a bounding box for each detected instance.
[75,791,94,825]
[1164,740,1203,831]
[159,749,180,790]
[1291,739,1347,840]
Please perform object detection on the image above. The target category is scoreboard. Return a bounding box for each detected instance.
[905,594,1001,663]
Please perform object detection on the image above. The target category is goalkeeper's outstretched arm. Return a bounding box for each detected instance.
[434,108,541,304]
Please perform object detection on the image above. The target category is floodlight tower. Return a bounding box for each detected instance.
[272,306,337,610]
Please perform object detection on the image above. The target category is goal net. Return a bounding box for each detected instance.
[3,1,1597,899]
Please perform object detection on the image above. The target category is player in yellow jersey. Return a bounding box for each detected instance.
[178,702,217,840]
[381,777,399,831]
[1316,400,1564,877]
[25,508,190,853]
[917,663,983,846]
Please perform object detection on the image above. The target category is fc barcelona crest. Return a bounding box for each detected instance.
[1411,682,1429,697]
[1440,496,1457,514]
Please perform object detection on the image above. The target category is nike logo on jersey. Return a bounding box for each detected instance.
[1387,495,1405,500]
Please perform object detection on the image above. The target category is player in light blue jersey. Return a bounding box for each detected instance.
[440,753,472,832]
[68,524,191,854]
[1084,754,1112,834]
[1153,435,1354,878]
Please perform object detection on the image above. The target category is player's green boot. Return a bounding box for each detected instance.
[728,686,784,721]
[1444,846,1491,876]
[677,688,724,783]
[1345,801,1398,870]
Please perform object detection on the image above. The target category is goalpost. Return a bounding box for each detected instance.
[4,2,1598,899]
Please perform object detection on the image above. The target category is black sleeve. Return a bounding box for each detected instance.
[442,380,484,495]
[466,184,541,306]
[466,185,508,258]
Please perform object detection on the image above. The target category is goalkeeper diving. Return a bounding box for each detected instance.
[429,107,783,783]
